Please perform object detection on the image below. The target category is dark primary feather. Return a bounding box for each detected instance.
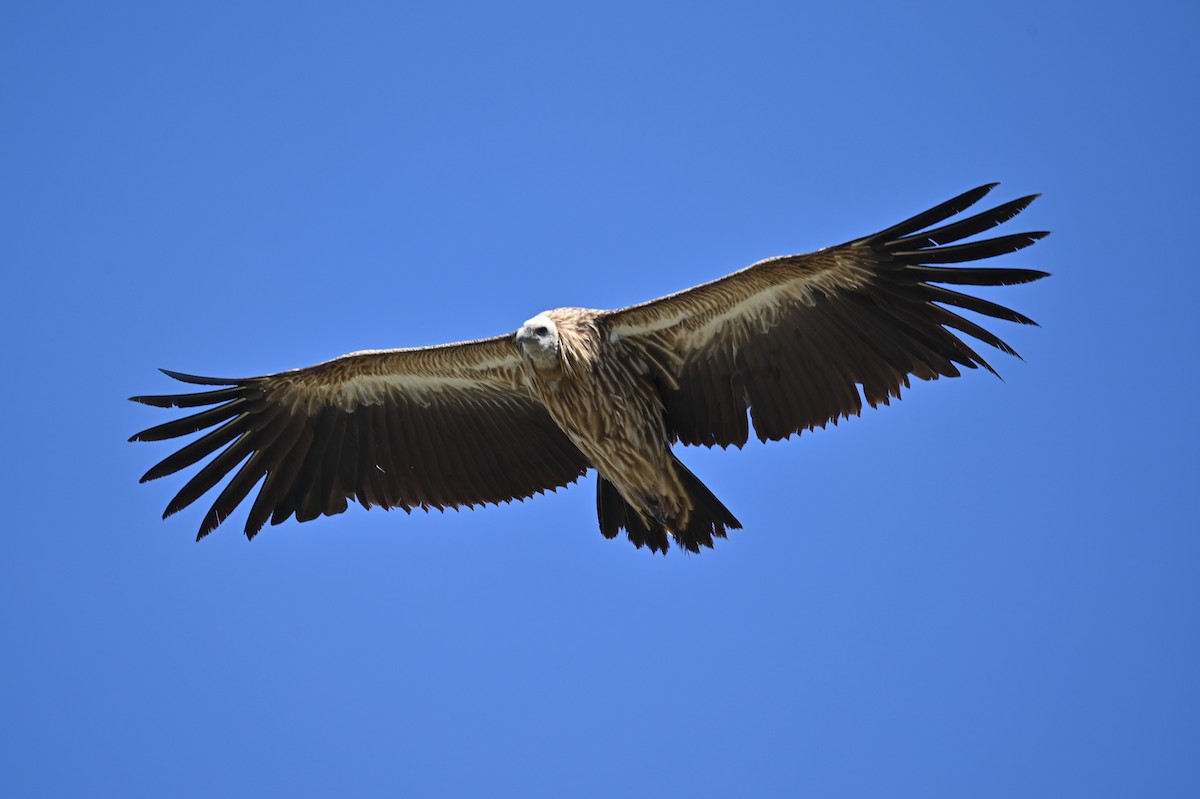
[866,183,1001,242]
[886,194,1038,249]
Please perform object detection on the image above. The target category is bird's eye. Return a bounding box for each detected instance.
[534,326,549,336]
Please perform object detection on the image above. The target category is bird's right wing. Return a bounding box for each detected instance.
[130,334,590,540]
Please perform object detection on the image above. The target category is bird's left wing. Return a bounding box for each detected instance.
[602,185,1049,448]
[130,334,590,540]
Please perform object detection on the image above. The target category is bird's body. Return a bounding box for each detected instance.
[131,185,1049,553]
[520,309,676,515]
[515,307,738,550]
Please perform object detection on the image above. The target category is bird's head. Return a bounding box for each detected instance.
[516,313,561,364]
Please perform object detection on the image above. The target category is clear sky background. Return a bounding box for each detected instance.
[3,1,1197,796]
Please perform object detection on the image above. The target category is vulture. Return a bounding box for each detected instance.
[131,184,1048,554]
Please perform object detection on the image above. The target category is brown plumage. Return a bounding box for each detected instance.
[130,184,1049,553]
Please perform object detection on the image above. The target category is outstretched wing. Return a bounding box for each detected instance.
[603,184,1049,447]
[130,335,590,540]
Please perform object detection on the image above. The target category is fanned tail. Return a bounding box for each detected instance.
[595,458,741,555]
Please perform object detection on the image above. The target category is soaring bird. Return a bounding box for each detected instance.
[131,184,1048,553]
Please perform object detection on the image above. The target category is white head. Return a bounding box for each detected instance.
[515,313,560,364]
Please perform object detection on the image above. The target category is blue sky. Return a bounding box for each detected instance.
[2,1,1197,796]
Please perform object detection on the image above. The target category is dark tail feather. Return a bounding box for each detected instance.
[594,459,742,555]
[596,477,671,554]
